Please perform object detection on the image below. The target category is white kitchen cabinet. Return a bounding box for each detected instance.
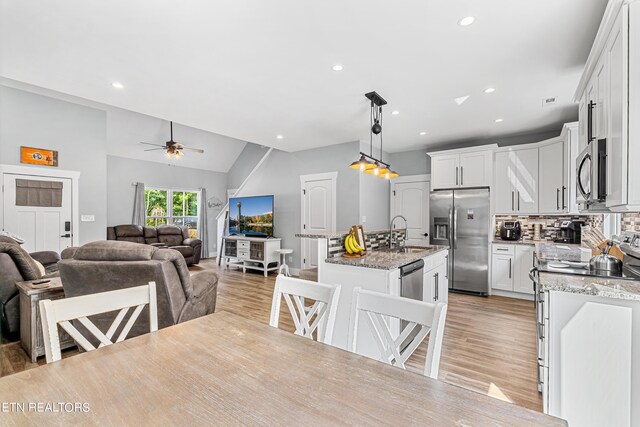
[606,6,627,208]
[538,141,565,214]
[561,122,580,214]
[513,245,535,295]
[431,154,459,189]
[515,148,539,214]
[494,147,539,214]
[429,145,496,190]
[491,254,513,291]
[545,290,639,426]
[491,243,534,296]
[424,261,448,304]
[575,0,640,211]
[459,151,491,187]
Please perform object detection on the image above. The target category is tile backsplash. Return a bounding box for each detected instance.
[327,230,406,258]
[622,212,640,232]
[495,215,603,240]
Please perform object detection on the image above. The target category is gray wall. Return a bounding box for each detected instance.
[358,140,390,229]
[0,85,229,252]
[227,143,270,189]
[0,85,108,244]
[236,141,361,269]
[388,149,431,176]
[106,156,227,253]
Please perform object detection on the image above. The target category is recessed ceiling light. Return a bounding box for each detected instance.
[332,64,344,71]
[495,118,504,123]
[419,131,427,136]
[111,82,124,89]
[454,96,470,106]
[276,134,284,139]
[458,16,475,27]
[391,110,400,115]
[484,87,495,93]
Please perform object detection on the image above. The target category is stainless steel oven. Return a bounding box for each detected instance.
[576,138,607,206]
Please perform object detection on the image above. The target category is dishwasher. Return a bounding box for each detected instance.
[399,259,425,350]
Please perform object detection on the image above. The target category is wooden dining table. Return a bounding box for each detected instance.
[0,311,566,426]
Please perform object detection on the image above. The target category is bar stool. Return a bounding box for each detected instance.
[275,249,293,276]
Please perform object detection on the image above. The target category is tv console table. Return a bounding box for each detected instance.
[223,236,281,277]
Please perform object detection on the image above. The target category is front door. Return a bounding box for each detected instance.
[391,178,430,245]
[2,173,73,253]
[301,174,335,270]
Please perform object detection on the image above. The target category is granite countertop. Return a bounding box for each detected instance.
[535,242,583,262]
[324,245,449,270]
[296,229,394,239]
[539,271,640,301]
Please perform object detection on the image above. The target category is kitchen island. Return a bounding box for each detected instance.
[296,230,449,360]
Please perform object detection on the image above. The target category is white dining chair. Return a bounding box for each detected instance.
[348,287,448,379]
[39,282,158,363]
[269,274,341,345]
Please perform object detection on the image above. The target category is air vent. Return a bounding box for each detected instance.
[542,97,558,107]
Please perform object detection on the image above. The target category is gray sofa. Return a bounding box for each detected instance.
[59,240,218,341]
[107,224,202,265]
[0,236,60,337]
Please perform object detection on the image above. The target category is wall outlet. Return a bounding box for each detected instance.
[362,216,367,223]
[288,255,292,262]
[81,215,95,222]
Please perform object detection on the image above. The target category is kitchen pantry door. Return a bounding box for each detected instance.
[300,172,337,270]
[2,173,73,253]
[390,175,430,245]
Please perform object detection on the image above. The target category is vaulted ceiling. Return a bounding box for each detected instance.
[0,0,607,153]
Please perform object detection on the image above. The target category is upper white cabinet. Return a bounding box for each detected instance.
[494,147,539,214]
[575,0,640,211]
[539,141,565,214]
[429,145,496,190]
[430,154,459,189]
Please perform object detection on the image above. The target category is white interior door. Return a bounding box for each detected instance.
[391,177,430,245]
[2,173,73,253]
[301,174,336,270]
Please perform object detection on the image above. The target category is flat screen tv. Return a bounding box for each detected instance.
[228,195,274,237]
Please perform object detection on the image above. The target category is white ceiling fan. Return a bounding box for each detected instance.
[140,121,204,158]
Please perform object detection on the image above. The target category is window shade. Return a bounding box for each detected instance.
[15,179,63,207]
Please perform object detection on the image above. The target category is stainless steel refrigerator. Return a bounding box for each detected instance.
[430,188,490,295]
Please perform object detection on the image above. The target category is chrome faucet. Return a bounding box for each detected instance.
[389,215,408,249]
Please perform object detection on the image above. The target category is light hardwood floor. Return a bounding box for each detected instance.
[0,259,542,412]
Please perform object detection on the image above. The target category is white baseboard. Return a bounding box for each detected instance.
[491,289,535,301]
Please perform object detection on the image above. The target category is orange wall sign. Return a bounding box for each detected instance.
[20,146,58,167]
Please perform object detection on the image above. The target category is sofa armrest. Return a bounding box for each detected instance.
[183,238,202,264]
[29,251,61,268]
[177,271,218,323]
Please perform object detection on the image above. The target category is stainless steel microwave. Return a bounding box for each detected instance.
[576,138,606,205]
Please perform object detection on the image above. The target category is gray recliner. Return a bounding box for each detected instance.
[0,236,60,337]
[59,240,218,341]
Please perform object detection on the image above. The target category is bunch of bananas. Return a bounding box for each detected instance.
[344,232,364,255]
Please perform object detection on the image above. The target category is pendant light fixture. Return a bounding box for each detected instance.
[348,91,399,179]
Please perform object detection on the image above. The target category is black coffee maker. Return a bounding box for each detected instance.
[500,221,522,241]
[554,221,584,244]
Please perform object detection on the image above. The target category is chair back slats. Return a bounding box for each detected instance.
[39,282,158,363]
[270,275,341,345]
[348,287,448,379]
